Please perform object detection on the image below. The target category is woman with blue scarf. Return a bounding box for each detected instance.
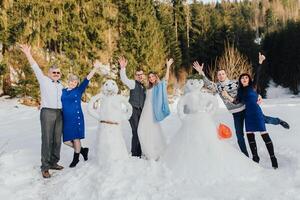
[137,59,173,161]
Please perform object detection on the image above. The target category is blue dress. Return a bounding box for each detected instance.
[239,86,266,132]
[61,78,89,142]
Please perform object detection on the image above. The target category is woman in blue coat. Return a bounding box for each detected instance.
[62,62,100,167]
[236,73,278,169]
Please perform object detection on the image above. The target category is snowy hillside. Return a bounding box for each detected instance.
[1,96,300,200]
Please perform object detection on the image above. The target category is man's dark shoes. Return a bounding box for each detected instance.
[279,120,290,129]
[42,170,51,178]
[50,164,64,170]
[80,147,89,161]
[69,152,80,168]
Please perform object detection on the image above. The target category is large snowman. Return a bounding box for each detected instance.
[162,77,259,181]
[88,80,132,164]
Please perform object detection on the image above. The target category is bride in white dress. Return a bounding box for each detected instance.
[162,77,260,180]
[138,59,173,160]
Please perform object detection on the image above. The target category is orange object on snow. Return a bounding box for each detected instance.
[218,123,232,139]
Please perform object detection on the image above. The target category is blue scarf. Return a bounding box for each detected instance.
[152,80,170,122]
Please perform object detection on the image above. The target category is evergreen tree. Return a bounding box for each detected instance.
[172,0,190,69]
[262,21,300,94]
[114,0,166,78]
[155,1,182,76]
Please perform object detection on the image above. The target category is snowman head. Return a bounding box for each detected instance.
[184,79,204,94]
[102,80,119,96]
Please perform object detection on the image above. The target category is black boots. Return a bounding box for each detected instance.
[247,133,278,169]
[69,152,80,168]
[247,133,260,163]
[261,133,278,169]
[69,147,89,168]
[80,147,89,161]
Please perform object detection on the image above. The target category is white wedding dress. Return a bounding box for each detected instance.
[138,88,166,160]
[162,80,259,181]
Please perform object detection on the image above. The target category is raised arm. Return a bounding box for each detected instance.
[18,44,45,83]
[78,60,102,93]
[192,61,217,92]
[86,60,101,80]
[118,56,135,90]
[18,44,37,66]
[177,95,188,120]
[254,52,266,94]
[164,58,174,82]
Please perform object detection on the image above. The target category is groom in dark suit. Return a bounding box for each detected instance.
[119,57,146,157]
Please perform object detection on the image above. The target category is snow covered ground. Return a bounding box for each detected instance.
[1,95,300,200]
[266,80,300,99]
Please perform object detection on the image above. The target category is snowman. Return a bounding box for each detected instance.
[88,79,132,164]
[179,78,218,118]
[162,77,259,181]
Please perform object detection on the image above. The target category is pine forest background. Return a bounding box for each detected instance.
[1,0,300,104]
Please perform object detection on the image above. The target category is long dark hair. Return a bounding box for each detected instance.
[237,73,253,101]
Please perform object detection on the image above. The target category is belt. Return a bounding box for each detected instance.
[41,108,62,111]
[100,120,119,125]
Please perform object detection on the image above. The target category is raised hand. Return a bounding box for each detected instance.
[258,52,266,64]
[118,56,128,69]
[17,44,37,66]
[18,44,32,55]
[87,60,104,80]
[166,58,174,68]
[192,61,204,75]
[93,59,102,69]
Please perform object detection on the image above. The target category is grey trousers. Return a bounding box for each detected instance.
[40,108,62,172]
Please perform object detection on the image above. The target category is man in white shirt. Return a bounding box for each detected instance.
[19,44,64,178]
[119,57,146,157]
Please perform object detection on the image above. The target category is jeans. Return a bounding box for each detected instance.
[232,110,281,157]
[264,115,281,125]
[232,110,249,157]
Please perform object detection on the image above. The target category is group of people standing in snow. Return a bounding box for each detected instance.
[18,43,289,179]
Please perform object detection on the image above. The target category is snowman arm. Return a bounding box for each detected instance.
[87,93,103,120]
[202,93,218,115]
[177,95,187,120]
[120,96,133,120]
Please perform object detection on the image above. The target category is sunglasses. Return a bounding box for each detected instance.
[136,73,144,76]
[52,71,61,75]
